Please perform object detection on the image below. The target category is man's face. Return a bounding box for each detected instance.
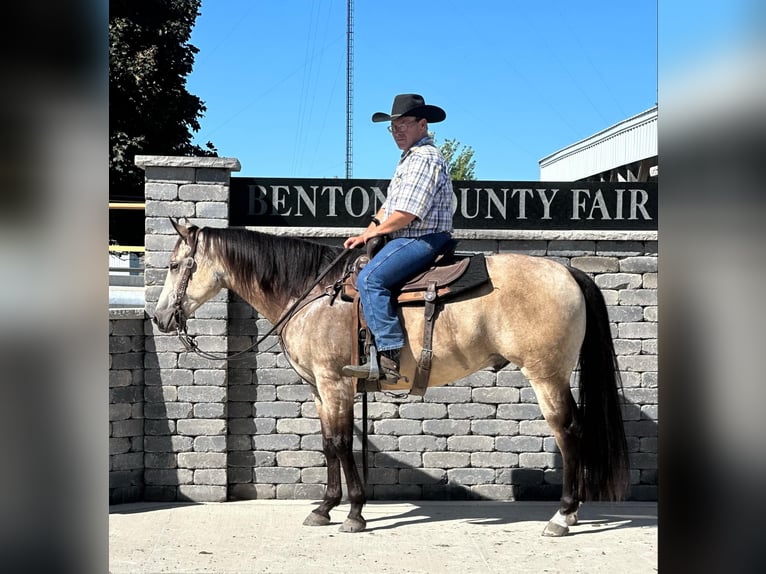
[389,116,426,151]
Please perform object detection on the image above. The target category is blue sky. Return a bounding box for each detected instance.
[187,1,657,181]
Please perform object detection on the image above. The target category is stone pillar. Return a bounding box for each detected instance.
[136,155,240,502]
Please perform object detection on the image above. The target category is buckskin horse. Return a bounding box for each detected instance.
[152,219,630,536]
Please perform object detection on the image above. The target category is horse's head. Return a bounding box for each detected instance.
[152,219,222,333]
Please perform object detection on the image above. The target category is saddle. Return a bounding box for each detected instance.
[341,239,489,396]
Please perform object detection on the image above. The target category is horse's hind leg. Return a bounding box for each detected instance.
[527,373,582,537]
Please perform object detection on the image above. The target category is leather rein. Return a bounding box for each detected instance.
[171,227,352,361]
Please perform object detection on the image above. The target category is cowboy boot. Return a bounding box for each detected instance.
[342,349,402,383]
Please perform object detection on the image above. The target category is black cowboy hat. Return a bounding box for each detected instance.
[371,93,446,123]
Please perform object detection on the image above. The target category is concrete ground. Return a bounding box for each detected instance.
[109,499,657,573]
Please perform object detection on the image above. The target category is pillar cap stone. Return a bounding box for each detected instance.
[135,155,241,171]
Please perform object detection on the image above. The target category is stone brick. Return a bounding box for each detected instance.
[276,484,326,500]
[255,467,301,484]
[253,402,301,418]
[276,451,325,468]
[447,435,494,452]
[178,184,228,201]
[109,404,132,421]
[472,387,519,404]
[618,355,658,372]
[470,452,518,468]
[301,467,328,484]
[620,256,658,273]
[496,404,542,420]
[193,436,227,453]
[399,468,446,485]
[253,434,300,451]
[144,436,193,453]
[276,418,321,435]
[177,485,227,502]
[421,452,470,469]
[194,469,227,485]
[446,468,495,485]
[618,322,657,339]
[399,403,447,419]
[570,256,619,273]
[354,402,398,419]
[519,452,560,469]
[518,420,554,437]
[177,453,227,469]
[398,435,446,452]
[177,386,226,403]
[276,385,314,401]
[453,371,497,387]
[111,419,143,438]
[422,386,472,403]
[470,420,518,436]
[373,452,422,468]
[595,273,643,290]
[496,370,529,387]
[194,403,226,419]
[618,289,657,306]
[145,469,193,486]
[374,419,422,436]
[422,419,471,436]
[447,404,495,419]
[495,436,543,452]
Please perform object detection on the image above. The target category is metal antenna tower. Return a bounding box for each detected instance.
[345,0,354,178]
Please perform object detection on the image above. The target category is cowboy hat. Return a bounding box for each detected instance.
[371,93,446,123]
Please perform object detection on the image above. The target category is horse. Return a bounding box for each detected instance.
[152,218,630,536]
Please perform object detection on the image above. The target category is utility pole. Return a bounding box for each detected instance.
[346,0,354,178]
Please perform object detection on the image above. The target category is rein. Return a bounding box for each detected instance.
[173,231,352,361]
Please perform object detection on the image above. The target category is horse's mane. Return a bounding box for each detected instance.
[200,227,349,305]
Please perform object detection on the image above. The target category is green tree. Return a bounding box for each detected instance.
[110,0,215,243]
[438,138,477,180]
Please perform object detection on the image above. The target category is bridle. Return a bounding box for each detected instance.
[170,227,353,361]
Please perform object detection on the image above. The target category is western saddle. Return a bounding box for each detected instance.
[341,237,489,396]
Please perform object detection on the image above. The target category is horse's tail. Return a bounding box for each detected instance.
[568,266,631,501]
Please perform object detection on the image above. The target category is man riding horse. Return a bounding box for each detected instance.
[342,94,455,383]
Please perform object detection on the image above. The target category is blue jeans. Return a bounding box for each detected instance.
[357,232,453,352]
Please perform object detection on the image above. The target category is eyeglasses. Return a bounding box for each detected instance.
[387,118,421,133]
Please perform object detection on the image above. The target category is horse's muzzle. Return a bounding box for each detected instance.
[152,309,176,333]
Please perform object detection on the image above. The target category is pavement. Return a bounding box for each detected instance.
[109,499,657,573]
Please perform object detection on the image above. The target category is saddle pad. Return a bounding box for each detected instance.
[341,253,488,304]
[398,253,488,304]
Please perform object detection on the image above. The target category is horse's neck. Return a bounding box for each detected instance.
[224,277,290,327]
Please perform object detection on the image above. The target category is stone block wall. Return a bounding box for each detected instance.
[226,237,658,502]
[109,309,145,504]
[112,155,658,505]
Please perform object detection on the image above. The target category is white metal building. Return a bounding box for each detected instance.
[539,106,657,182]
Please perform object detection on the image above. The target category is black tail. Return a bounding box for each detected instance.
[568,266,631,501]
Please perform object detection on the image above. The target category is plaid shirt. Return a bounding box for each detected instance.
[383,136,455,238]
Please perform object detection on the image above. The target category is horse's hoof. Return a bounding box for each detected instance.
[542,521,570,537]
[339,517,366,533]
[565,511,579,526]
[303,510,331,527]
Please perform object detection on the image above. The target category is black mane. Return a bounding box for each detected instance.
[201,227,350,305]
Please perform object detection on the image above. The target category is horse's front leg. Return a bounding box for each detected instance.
[303,398,342,527]
[335,405,367,533]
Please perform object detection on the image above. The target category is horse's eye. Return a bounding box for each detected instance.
[169,261,179,271]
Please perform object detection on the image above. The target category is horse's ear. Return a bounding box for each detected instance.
[169,217,193,241]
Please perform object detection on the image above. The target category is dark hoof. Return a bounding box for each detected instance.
[339,517,366,533]
[303,510,331,527]
[542,520,569,537]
